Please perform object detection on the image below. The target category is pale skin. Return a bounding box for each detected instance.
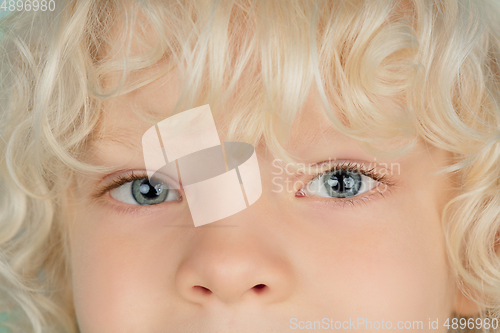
[65,69,481,332]
[66,17,480,333]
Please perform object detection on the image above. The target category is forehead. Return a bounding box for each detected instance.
[91,2,411,163]
[93,67,358,160]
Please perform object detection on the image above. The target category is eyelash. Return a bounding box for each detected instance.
[96,162,395,210]
[94,170,169,199]
[296,161,394,208]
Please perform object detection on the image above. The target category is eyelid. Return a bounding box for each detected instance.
[303,160,393,185]
[92,170,182,199]
[303,191,390,209]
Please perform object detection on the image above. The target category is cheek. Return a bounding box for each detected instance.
[69,208,189,333]
[287,192,454,323]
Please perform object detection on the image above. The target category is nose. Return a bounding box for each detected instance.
[175,220,295,305]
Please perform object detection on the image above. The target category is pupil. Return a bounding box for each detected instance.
[328,174,350,192]
[324,170,362,198]
[131,178,170,205]
[139,180,160,198]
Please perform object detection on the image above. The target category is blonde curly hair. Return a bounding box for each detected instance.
[0,0,499,332]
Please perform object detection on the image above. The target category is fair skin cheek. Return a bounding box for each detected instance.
[66,72,467,333]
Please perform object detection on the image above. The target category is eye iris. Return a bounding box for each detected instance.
[132,179,169,205]
[324,170,362,198]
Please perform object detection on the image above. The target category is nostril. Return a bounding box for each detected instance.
[252,284,267,293]
[193,285,212,295]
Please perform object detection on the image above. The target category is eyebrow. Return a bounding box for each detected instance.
[91,130,144,153]
[93,124,342,156]
[293,122,348,149]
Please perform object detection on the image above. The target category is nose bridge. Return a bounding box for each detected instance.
[175,201,295,305]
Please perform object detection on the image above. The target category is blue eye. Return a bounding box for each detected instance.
[322,170,362,198]
[303,168,379,199]
[110,177,181,205]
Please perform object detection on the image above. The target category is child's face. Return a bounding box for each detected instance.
[65,66,468,332]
